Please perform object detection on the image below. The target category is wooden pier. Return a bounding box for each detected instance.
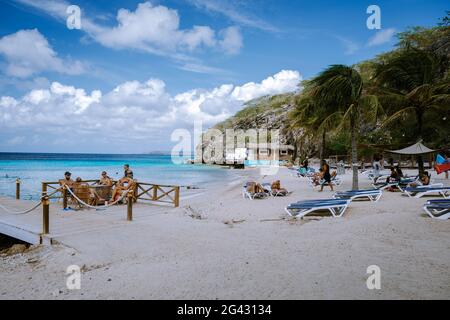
[0,180,186,246]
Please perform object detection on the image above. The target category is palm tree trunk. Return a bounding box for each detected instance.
[350,114,358,190]
[416,109,425,174]
[417,156,424,175]
[319,131,326,161]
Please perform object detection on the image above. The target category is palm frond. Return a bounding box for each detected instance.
[380,106,417,129]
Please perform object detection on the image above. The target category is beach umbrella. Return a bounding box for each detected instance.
[386,140,435,174]
[387,140,435,155]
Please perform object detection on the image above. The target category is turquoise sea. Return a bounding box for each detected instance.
[0,153,234,200]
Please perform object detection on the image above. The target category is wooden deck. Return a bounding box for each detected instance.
[0,194,199,246]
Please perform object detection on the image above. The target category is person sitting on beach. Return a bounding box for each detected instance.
[302,157,309,170]
[123,164,134,179]
[395,165,404,179]
[85,172,113,204]
[68,177,98,206]
[74,177,84,186]
[59,171,74,191]
[99,171,113,186]
[410,171,431,188]
[319,160,333,192]
[271,180,288,196]
[110,177,135,204]
[246,182,266,194]
[386,167,400,184]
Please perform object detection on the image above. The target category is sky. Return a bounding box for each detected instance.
[0,0,448,153]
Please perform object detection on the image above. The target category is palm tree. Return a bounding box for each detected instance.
[375,48,450,173]
[309,65,381,189]
[289,90,340,161]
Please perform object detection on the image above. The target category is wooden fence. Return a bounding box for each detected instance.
[35,179,180,235]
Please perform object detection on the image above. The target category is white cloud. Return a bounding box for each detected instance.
[24,89,51,105]
[13,0,244,59]
[219,27,243,55]
[188,0,279,33]
[0,70,301,151]
[50,82,102,113]
[0,96,18,108]
[93,2,216,53]
[231,70,300,101]
[368,28,396,47]
[0,29,85,78]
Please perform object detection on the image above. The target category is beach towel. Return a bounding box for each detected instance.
[435,163,450,175]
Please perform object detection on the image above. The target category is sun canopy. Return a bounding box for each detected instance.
[387,141,435,155]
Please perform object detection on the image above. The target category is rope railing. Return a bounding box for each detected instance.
[64,185,129,210]
[0,189,60,215]
[1,179,180,239]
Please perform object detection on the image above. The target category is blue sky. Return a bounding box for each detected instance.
[0,0,447,153]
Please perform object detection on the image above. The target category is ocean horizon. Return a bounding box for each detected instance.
[0,152,233,200]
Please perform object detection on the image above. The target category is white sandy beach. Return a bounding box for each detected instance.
[0,166,449,300]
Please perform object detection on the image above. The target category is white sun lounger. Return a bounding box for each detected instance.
[397,183,444,192]
[372,182,398,190]
[402,187,450,198]
[308,176,342,188]
[422,199,450,220]
[242,183,269,200]
[372,176,418,190]
[285,199,351,218]
[333,189,382,202]
[261,183,288,197]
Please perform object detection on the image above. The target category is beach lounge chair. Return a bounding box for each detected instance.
[422,199,450,220]
[261,182,288,197]
[329,175,342,186]
[285,198,351,218]
[296,167,316,178]
[333,189,382,202]
[402,186,450,198]
[397,182,444,193]
[372,177,418,190]
[242,182,269,200]
[372,181,399,190]
[309,175,342,188]
[307,174,340,187]
[370,174,391,184]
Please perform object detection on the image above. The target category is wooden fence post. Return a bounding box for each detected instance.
[152,185,157,201]
[16,178,20,200]
[62,187,68,209]
[42,182,49,234]
[127,190,133,221]
[174,186,180,207]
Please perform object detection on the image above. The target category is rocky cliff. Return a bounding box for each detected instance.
[200,92,316,163]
